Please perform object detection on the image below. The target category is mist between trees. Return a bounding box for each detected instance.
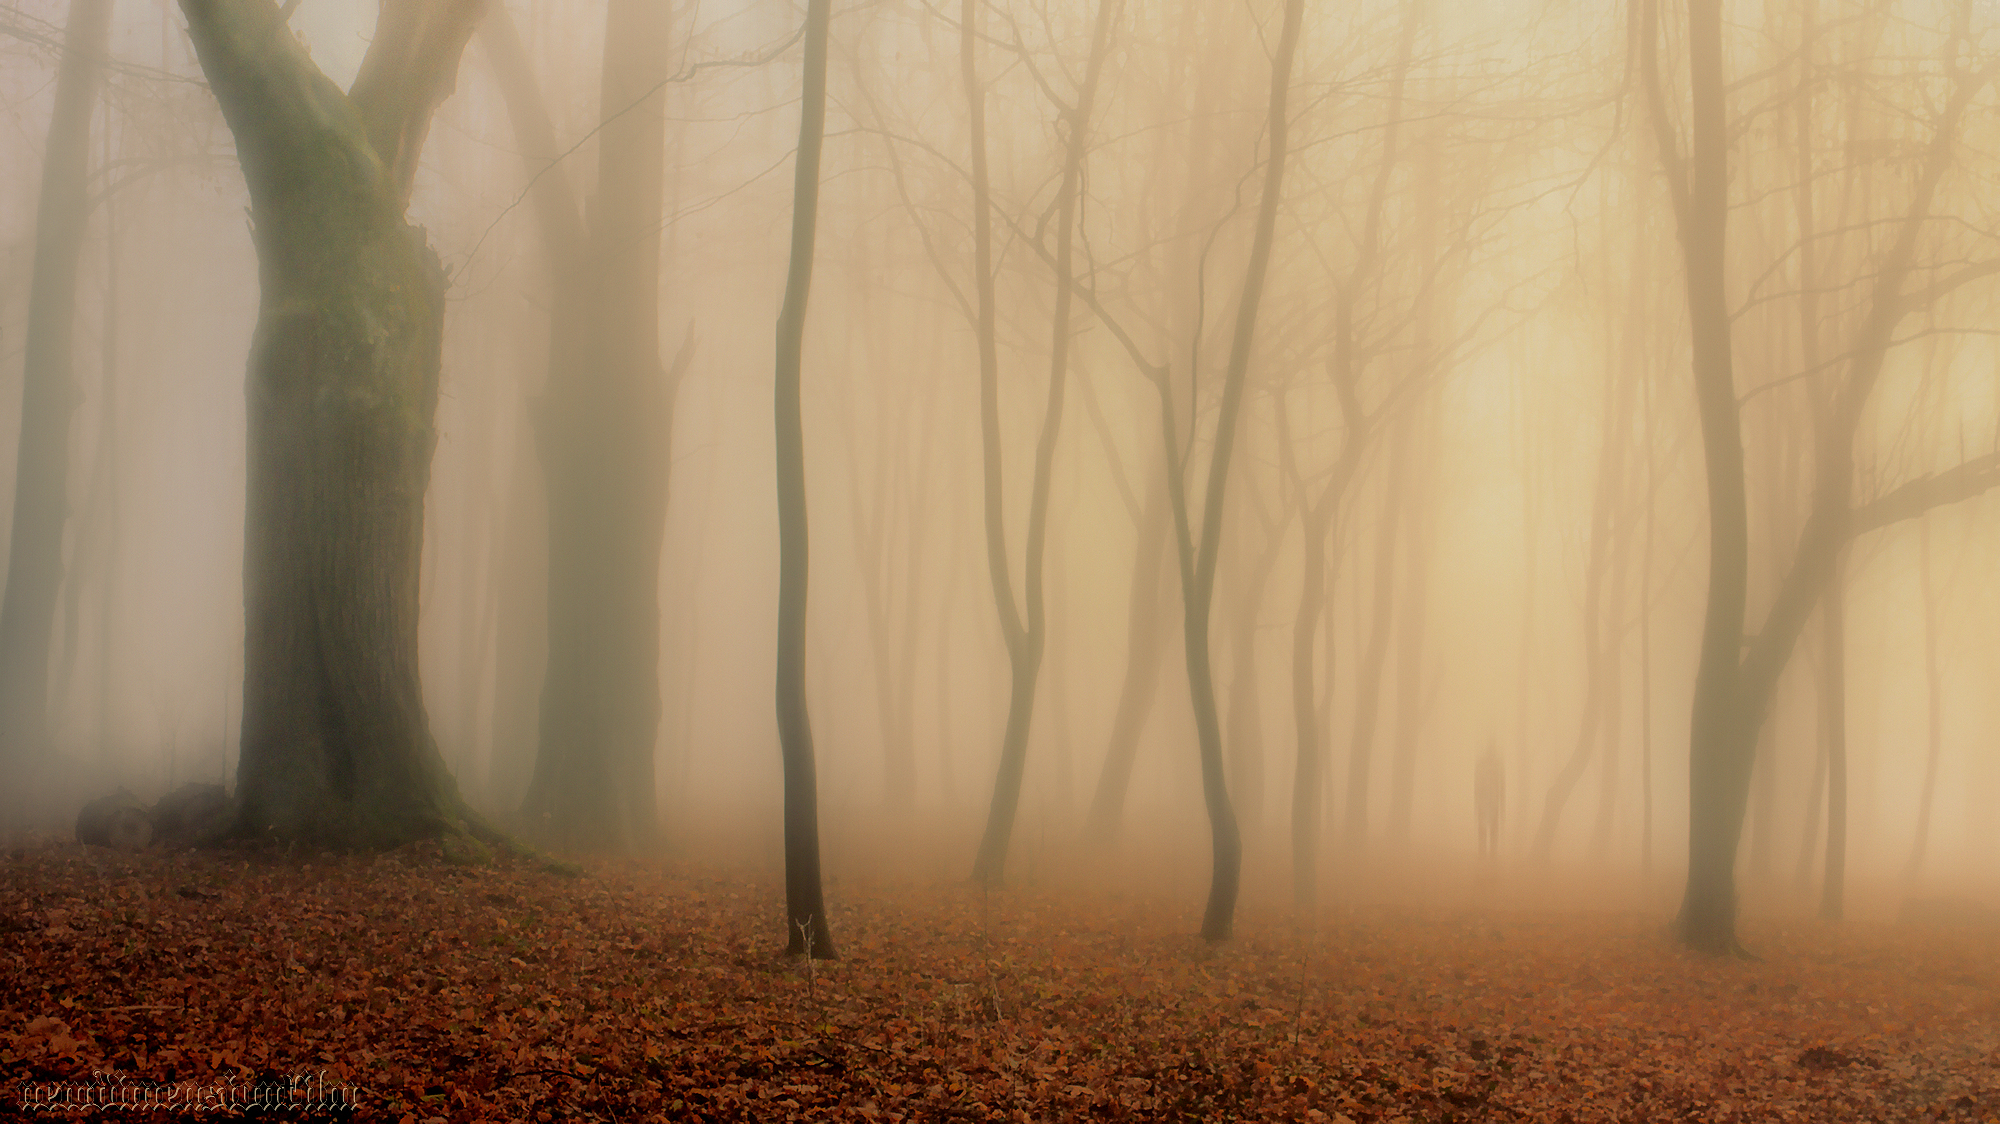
[2,0,1999,955]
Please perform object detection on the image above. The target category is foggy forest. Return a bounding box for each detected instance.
[4,0,2000,1118]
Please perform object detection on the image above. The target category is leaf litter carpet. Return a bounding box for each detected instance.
[4,838,1997,1122]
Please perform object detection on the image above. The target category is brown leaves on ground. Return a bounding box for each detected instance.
[4,839,1997,1122]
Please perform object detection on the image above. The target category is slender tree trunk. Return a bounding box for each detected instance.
[1793,716,1827,890]
[1343,426,1406,846]
[1789,0,1826,899]
[1162,0,1303,941]
[1286,369,1363,907]
[1386,404,1435,846]
[1224,507,1283,834]
[773,0,836,959]
[1530,346,1622,860]
[1817,564,1847,921]
[1638,373,1655,878]
[968,0,1116,886]
[93,121,121,759]
[1660,0,1757,954]
[1652,0,1993,951]
[1905,518,1942,879]
[1590,498,1630,856]
[0,0,112,772]
[1083,473,1172,845]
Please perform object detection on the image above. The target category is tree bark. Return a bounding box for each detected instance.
[495,0,682,852]
[1531,322,1630,861]
[1386,404,1436,846]
[1285,362,1364,910]
[1646,0,1994,949]
[1342,425,1405,847]
[1655,0,1756,955]
[180,0,487,847]
[1083,472,1173,845]
[1905,518,1942,878]
[774,0,836,959]
[1163,0,1304,941]
[1816,563,1847,921]
[968,0,1117,887]
[1223,493,1284,834]
[0,0,112,770]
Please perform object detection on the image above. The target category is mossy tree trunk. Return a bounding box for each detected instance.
[181,0,487,847]
[0,0,112,773]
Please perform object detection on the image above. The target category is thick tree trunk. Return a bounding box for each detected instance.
[56,116,125,764]
[497,0,681,852]
[484,416,547,814]
[181,0,486,847]
[774,0,836,959]
[0,0,112,769]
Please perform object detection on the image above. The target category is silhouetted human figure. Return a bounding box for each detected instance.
[1474,744,1504,858]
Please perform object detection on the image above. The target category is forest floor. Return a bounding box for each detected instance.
[5,828,2000,1123]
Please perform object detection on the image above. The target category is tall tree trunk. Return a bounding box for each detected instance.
[506,0,683,852]
[1590,486,1630,856]
[1650,0,1994,951]
[183,0,490,847]
[1531,322,1628,861]
[0,0,112,773]
[1788,0,1827,899]
[773,0,836,959]
[1285,365,1364,909]
[1816,564,1847,920]
[1904,517,1942,879]
[1343,427,1405,846]
[1386,403,1435,846]
[968,0,1116,887]
[1793,716,1827,890]
[1223,501,1283,834]
[1332,1,1420,850]
[1656,0,1757,954]
[1160,0,1303,941]
[839,235,927,815]
[56,112,124,763]
[484,407,546,815]
[1083,472,1172,845]
[1638,358,1656,878]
